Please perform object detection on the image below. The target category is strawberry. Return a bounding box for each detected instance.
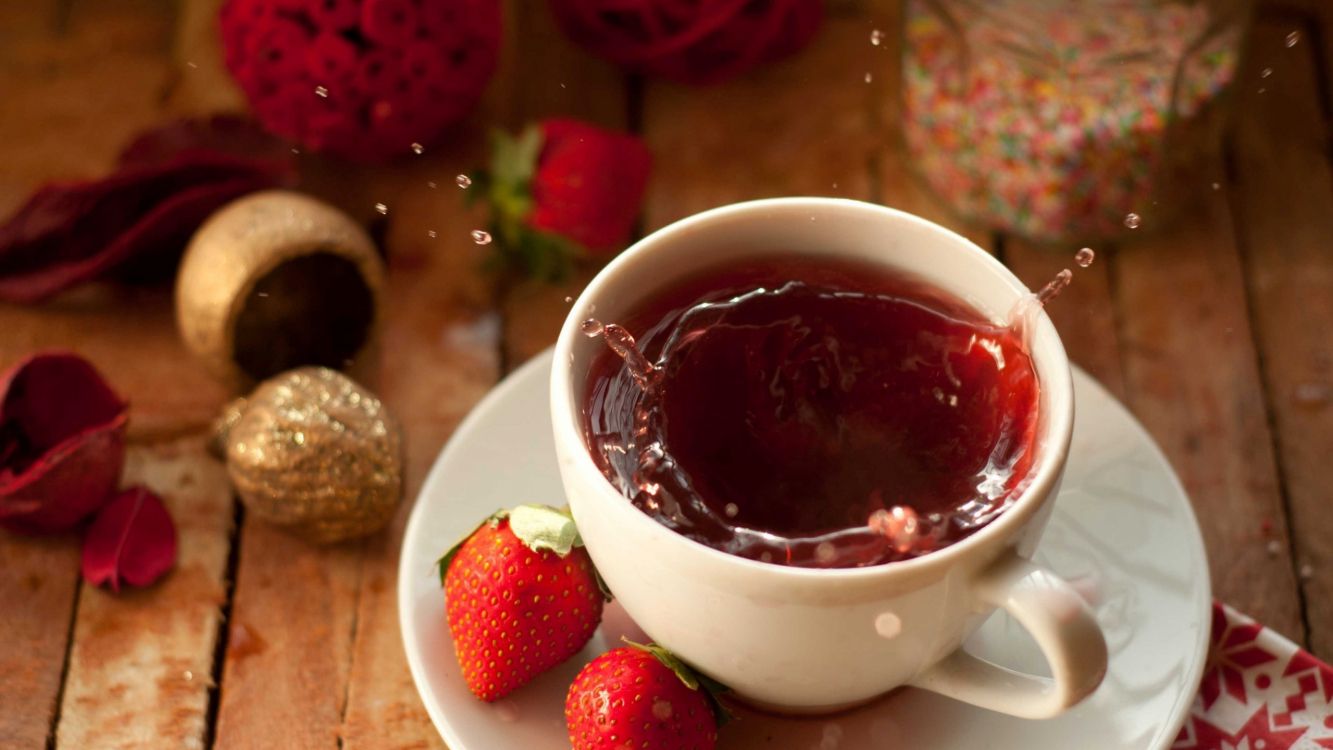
[438,504,607,701]
[473,118,652,279]
[566,642,727,750]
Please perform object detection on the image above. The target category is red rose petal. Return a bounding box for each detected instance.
[0,353,128,535]
[81,486,177,592]
[0,156,290,303]
[117,115,293,168]
[0,117,294,302]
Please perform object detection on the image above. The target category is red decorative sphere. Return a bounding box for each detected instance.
[548,0,823,85]
[219,0,502,162]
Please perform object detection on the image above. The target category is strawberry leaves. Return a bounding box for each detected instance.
[81,486,177,592]
[435,504,590,586]
[626,640,734,726]
[471,119,651,281]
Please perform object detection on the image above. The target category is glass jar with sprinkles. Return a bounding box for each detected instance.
[902,0,1252,243]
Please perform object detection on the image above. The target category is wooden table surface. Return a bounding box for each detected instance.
[2,0,1330,747]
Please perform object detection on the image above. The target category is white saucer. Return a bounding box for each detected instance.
[399,350,1211,750]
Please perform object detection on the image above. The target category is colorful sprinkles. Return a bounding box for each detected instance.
[903,0,1242,241]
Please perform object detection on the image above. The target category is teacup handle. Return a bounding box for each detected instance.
[907,552,1108,719]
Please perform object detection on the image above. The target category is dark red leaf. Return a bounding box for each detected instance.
[0,352,128,534]
[116,114,294,168]
[0,117,295,303]
[81,486,177,592]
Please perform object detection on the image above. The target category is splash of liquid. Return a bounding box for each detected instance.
[580,264,1037,566]
[1007,248,1096,347]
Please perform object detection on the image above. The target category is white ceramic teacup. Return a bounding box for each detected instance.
[550,198,1107,719]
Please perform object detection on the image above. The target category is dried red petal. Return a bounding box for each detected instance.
[527,119,652,253]
[0,353,128,535]
[0,119,294,303]
[117,115,293,168]
[81,486,177,592]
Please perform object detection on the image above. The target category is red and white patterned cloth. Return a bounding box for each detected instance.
[1174,603,1333,749]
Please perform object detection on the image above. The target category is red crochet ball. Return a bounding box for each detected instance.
[548,0,823,85]
[219,0,502,162]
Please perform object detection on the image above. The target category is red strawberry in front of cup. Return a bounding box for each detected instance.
[438,504,606,701]
[566,642,726,750]
[475,118,652,279]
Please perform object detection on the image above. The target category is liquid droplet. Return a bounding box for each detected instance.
[868,506,922,554]
[581,318,604,337]
[1266,540,1282,557]
[724,503,739,518]
[1212,182,1221,190]
[870,29,884,46]
[1287,31,1301,48]
[864,72,873,83]
[182,670,194,681]
[814,542,837,565]
[426,229,437,238]
[1124,213,1142,229]
[427,181,438,189]
[314,85,329,98]
[1300,562,1315,580]
[455,174,472,188]
[1036,269,1073,305]
[563,295,573,303]
[374,202,388,215]
[1261,67,1273,78]
[411,142,424,154]
[1293,382,1330,408]
[471,229,492,245]
[1075,248,1095,268]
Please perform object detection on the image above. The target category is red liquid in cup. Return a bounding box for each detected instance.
[583,256,1040,568]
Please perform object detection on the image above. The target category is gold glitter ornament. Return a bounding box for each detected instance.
[176,190,383,390]
[216,367,403,543]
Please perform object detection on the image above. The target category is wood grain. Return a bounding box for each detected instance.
[0,4,219,748]
[1004,245,1128,400]
[1111,165,1304,637]
[1229,19,1333,656]
[337,152,503,750]
[56,438,232,749]
[642,10,879,222]
[0,537,78,749]
[499,2,629,372]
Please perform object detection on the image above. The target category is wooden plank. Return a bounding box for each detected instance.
[0,0,228,440]
[0,537,78,749]
[642,9,878,221]
[0,5,215,748]
[339,4,617,745]
[334,155,502,750]
[500,2,629,371]
[1111,162,1304,637]
[55,437,232,749]
[1004,245,1128,400]
[1229,19,1333,656]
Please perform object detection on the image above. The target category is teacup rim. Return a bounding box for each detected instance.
[551,197,1075,582]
